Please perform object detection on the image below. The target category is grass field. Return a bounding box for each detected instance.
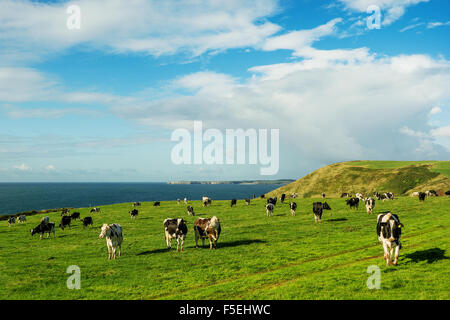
[0,195,449,300]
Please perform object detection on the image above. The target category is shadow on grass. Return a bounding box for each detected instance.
[404,248,449,264]
[327,218,348,222]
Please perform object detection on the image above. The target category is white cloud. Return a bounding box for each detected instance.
[13,163,32,171]
[0,0,280,62]
[427,21,450,28]
[430,126,450,138]
[45,165,56,171]
[429,106,442,115]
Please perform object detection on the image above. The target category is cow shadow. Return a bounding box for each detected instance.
[137,248,172,255]
[216,239,266,249]
[327,218,348,222]
[404,248,449,264]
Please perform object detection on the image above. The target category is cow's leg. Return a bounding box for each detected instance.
[112,246,117,259]
[209,236,213,250]
[118,243,122,257]
[390,247,394,265]
[195,232,199,248]
[179,236,184,252]
[107,244,111,260]
[393,245,400,265]
[382,242,390,266]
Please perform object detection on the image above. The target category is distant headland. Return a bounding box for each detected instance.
[167,179,295,185]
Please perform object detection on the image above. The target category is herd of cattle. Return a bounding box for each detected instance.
[4,189,449,266]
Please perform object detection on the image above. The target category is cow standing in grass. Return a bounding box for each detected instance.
[163,218,188,252]
[230,199,237,207]
[346,198,359,210]
[289,202,297,216]
[31,222,55,239]
[129,209,138,220]
[245,198,250,205]
[99,224,123,260]
[194,216,221,250]
[82,217,93,228]
[377,212,403,266]
[365,197,375,214]
[8,216,15,227]
[187,206,195,216]
[59,216,71,230]
[17,215,26,223]
[266,203,274,217]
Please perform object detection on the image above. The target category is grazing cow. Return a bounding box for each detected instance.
[355,193,364,200]
[17,215,26,223]
[265,203,274,217]
[322,202,331,210]
[163,218,188,252]
[99,224,123,260]
[245,198,251,205]
[418,192,426,202]
[365,197,375,214]
[289,202,297,216]
[377,212,403,266]
[82,217,93,228]
[90,207,101,213]
[184,198,188,204]
[290,193,298,198]
[445,190,450,196]
[321,193,326,198]
[153,201,161,207]
[411,192,419,197]
[177,199,181,205]
[260,194,265,199]
[194,216,221,249]
[8,216,16,227]
[133,202,141,207]
[41,216,50,225]
[340,193,351,198]
[70,212,80,220]
[385,192,394,200]
[346,197,359,210]
[280,194,286,203]
[59,216,71,230]
[230,199,237,207]
[187,206,195,216]
[426,190,438,197]
[202,197,212,207]
[267,197,277,206]
[312,202,323,222]
[61,208,70,216]
[129,209,138,219]
[31,222,55,239]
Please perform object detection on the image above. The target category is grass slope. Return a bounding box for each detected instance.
[0,196,449,300]
[267,161,450,199]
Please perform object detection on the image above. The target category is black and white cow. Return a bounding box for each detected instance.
[355,193,364,200]
[346,197,359,210]
[31,222,55,239]
[82,217,93,228]
[61,208,70,216]
[385,192,394,200]
[377,212,403,266]
[194,216,221,250]
[153,201,161,207]
[267,197,277,206]
[8,216,16,227]
[280,194,286,203]
[445,190,450,196]
[418,192,426,202]
[245,198,251,205]
[17,215,26,223]
[365,197,375,214]
[59,216,71,230]
[202,197,212,207]
[340,193,351,198]
[99,223,123,259]
[230,199,237,207]
[265,203,274,217]
[70,212,80,220]
[312,202,323,222]
[164,218,188,252]
[289,202,297,216]
[133,202,141,207]
[322,202,331,210]
[187,206,195,216]
[425,190,438,197]
[90,207,101,213]
[260,194,265,199]
[321,193,326,198]
[129,209,139,219]
[41,216,50,225]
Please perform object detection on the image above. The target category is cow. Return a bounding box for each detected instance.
[194,216,221,250]
[312,202,323,222]
[99,223,123,260]
[321,193,326,198]
[82,217,93,228]
[187,206,195,216]
[280,194,286,203]
[322,202,331,210]
[202,197,212,207]
[8,216,16,227]
[129,209,139,219]
[377,212,403,266]
[163,218,188,252]
[267,197,277,206]
[17,215,26,223]
[90,207,101,213]
[184,197,188,204]
[133,202,141,207]
[59,216,71,230]
[289,202,297,216]
[411,192,419,197]
[290,193,298,198]
[340,193,351,198]
[260,194,265,199]
[153,201,161,207]
[61,208,70,216]
[230,199,237,207]
[245,198,251,205]
[70,212,80,220]
[355,193,364,200]
[41,216,50,225]
[177,199,181,205]
[418,192,426,202]
[365,197,375,214]
[31,222,55,239]
[346,197,359,210]
[266,203,274,217]
[446,190,450,196]
[385,192,394,200]
[426,190,438,197]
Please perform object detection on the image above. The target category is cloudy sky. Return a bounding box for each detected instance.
[0,0,449,182]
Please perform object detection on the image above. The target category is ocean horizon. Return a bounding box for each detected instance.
[0,182,283,215]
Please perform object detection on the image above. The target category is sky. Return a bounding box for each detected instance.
[0,0,449,182]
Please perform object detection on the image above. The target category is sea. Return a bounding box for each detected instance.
[0,182,283,215]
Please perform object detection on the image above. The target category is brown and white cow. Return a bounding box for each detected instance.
[377,212,403,266]
[194,216,221,249]
[99,223,123,260]
[163,218,188,252]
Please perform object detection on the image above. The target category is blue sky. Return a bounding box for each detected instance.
[0,0,449,182]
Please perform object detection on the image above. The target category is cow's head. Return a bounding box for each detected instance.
[99,224,110,239]
[378,213,403,242]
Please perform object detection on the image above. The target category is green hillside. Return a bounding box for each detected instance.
[267,161,450,199]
